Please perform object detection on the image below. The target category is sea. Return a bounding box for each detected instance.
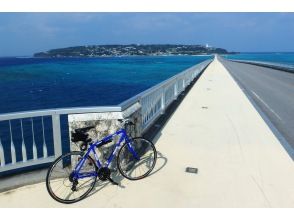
[2,53,294,115]
[1,53,293,171]
[0,55,212,169]
[0,55,213,114]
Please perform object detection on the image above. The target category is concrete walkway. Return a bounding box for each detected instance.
[0,57,293,207]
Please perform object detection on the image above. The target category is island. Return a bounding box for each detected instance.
[34,44,237,58]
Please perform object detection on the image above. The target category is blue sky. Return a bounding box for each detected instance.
[0,13,294,56]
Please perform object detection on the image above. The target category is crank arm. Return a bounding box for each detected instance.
[108,177,119,185]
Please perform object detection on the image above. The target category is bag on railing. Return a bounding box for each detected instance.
[71,131,88,143]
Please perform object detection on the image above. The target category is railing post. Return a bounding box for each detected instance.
[174,83,178,100]
[0,138,5,167]
[52,114,62,158]
[161,88,165,114]
[31,118,38,160]
[42,117,48,158]
[9,120,16,164]
[20,119,27,162]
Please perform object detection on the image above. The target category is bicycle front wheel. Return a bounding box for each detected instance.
[117,137,157,180]
[46,151,97,204]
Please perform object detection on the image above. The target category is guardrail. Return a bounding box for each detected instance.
[120,59,212,132]
[0,58,212,174]
[227,59,294,73]
[0,106,121,173]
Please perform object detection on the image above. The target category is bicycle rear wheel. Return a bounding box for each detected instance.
[117,137,157,180]
[46,151,97,204]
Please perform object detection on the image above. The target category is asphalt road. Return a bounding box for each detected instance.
[220,58,294,158]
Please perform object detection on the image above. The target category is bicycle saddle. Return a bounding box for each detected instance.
[118,119,135,126]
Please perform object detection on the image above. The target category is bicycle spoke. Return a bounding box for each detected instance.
[46,151,97,203]
[118,137,157,180]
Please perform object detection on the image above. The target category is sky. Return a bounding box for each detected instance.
[0,12,294,56]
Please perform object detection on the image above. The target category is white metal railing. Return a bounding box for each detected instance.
[227,59,294,73]
[0,106,121,173]
[0,59,212,174]
[119,59,212,131]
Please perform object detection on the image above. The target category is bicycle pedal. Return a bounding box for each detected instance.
[108,177,119,185]
[71,184,77,191]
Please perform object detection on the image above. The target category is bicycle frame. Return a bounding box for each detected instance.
[73,128,139,179]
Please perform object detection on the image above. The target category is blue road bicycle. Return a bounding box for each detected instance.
[46,119,157,204]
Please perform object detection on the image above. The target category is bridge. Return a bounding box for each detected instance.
[0,56,293,207]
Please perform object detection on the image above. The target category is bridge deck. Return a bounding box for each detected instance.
[221,58,294,155]
[0,57,293,207]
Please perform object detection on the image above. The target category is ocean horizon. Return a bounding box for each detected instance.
[1,53,294,115]
[1,53,293,173]
[0,55,212,114]
[1,55,213,166]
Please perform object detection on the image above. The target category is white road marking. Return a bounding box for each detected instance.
[251,90,283,121]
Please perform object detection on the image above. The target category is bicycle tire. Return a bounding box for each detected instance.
[46,151,97,204]
[117,137,157,180]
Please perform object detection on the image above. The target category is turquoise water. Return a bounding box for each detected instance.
[0,56,212,114]
[0,55,213,168]
[1,53,293,170]
[222,52,294,66]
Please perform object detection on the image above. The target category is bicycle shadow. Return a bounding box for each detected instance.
[86,151,167,199]
[146,151,167,177]
[86,167,125,198]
